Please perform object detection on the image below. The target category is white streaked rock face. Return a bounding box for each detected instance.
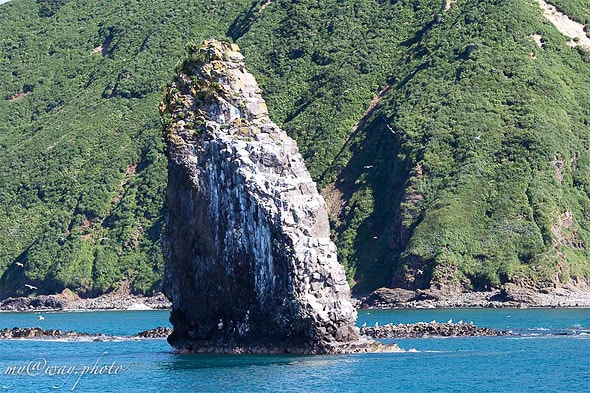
[161,40,360,354]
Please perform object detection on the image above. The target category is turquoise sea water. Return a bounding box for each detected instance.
[0,308,588,392]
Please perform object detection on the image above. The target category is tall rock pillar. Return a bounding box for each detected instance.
[161,40,377,354]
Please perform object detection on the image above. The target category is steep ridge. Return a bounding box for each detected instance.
[238,0,590,294]
[160,41,387,353]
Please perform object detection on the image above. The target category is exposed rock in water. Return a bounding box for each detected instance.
[0,327,173,341]
[361,322,512,339]
[160,40,379,354]
[0,327,81,339]
[0,324,510,342]
[136,326,173,339]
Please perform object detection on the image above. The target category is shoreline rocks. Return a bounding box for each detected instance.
[361,322,512,339]
[0,291,171,312]
[170,337,406,355]
[0,295,66,311]
[357,285,590,309]
[0,327,84,339]
[3,283,590,312]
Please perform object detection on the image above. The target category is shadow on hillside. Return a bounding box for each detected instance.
[227,1,261,42]
[326,106,412,293]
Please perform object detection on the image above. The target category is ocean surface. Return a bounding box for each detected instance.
[0,308,588,392]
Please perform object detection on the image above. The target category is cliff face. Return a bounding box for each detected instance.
[160,40,361,353]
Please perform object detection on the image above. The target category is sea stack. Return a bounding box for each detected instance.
[160,40,379,354]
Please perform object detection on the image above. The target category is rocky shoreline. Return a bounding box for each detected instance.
[357,284,590,309]
[0,289,171,312]
[169,337,407,355]
[2,283,590,312]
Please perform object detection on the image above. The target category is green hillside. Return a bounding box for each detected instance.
[0,0,588,297]
[0,0,252,296]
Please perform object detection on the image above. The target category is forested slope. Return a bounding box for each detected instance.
[0,0,252,296]
[0,0,588,297]
[237,0,590,292]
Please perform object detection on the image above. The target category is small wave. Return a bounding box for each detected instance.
[127,303,153,311]
[507,335,564,340]
[511,330,590,339]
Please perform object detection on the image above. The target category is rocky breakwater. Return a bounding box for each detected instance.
[361,322,512,339]
[0,327,173,340]
[160,40,392,354]
[0,327,82,339]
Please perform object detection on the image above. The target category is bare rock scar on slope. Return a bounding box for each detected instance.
[534,0,590,49]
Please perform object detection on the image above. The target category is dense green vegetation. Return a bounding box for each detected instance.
[0,0,588,297]
[236,0,590,292]
[0,0,251,296]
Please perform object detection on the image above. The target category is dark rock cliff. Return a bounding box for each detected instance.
[160,40,384,354]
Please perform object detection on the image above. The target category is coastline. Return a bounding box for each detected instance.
[0,290,171,312]
[2,283,590,312]
[356,283,590,309]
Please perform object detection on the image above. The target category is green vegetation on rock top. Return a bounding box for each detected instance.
[0,0,588,297]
